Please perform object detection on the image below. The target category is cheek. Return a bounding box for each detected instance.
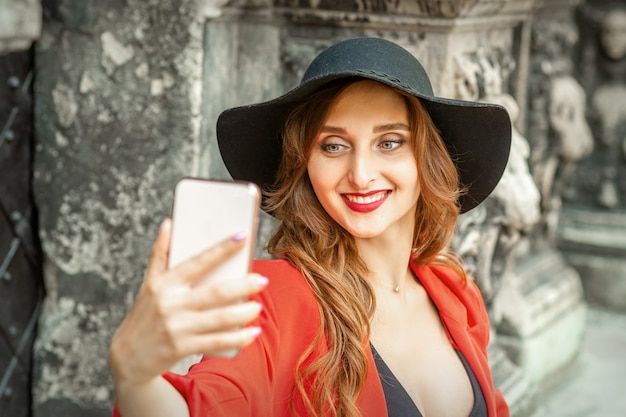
[391,158,420,190]
[307,157,334,202]
[399,165,421,206]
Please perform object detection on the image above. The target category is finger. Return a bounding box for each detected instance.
[169,301,262,336]
[145,218,172,283]
[186,274,269,310]
[169,232,248,286]
[187,326,262,357]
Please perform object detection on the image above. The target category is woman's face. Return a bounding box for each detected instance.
[307,80,420,239]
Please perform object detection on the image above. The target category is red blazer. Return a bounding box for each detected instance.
[113,259,509,417]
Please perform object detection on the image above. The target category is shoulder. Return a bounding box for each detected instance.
[411,262,488,327]
[251,258,320,330]
[252,258,302,281]
[432,264,484,305]
[251,258,314,300]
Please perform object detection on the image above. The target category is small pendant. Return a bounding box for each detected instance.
[394,286,400,293]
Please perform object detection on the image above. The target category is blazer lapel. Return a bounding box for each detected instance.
[410,262,496,417]
[357,347,389,417]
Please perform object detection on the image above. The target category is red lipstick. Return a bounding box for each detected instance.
[342,190,390,213]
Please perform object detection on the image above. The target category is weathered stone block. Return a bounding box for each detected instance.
[496,249,587,383]
[489,341,537,417]
[0,0,41,54]
[500,303,587,383]
[559,207,626,312]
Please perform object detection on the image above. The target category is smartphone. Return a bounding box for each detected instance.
[168,178,261,360]
[169,177,260,278]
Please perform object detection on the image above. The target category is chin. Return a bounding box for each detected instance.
[342,226,386,239]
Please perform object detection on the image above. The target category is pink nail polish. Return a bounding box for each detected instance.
[232,231,248,242]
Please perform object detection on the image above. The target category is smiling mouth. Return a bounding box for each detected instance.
[342,190,391,212]
[344,191,389,204]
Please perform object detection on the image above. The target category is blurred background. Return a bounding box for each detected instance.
[1,0,625,416]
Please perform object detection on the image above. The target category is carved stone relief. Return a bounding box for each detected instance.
[557,1,626,312]
[272,0,523,17]
[589,7,626,209]
[451,45,539,414]
[525,8,595,244]
[543,76,593,236]
[452,10,589,384]
[484,2,589,384]
[571,2,626,209]
[452,47,540,321]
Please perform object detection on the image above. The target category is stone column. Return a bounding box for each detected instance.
[31,1,208,415]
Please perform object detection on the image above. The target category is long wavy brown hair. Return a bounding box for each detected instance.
[264,78,466,417]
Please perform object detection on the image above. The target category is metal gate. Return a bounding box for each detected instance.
[0,49,45,417]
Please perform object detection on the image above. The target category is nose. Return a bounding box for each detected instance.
[347,148,376,189]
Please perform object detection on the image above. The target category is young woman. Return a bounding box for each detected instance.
[110,37,512,417]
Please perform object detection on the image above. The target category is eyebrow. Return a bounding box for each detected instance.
[320,123,410,134]
[373,123,410,133]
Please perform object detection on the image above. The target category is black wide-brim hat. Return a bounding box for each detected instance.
[217,37,511,213]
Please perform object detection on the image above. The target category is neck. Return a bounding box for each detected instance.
[356,230,414,294]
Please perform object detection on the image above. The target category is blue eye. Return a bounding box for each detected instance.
[379,139,404,151]
[321,143,346,153]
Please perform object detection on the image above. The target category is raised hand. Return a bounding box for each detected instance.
[109,218,267,388]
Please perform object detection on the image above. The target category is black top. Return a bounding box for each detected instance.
[371,345,488,417]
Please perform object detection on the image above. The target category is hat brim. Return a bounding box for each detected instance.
[217,73,511,214]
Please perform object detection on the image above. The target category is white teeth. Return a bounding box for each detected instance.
[345,191,387,204]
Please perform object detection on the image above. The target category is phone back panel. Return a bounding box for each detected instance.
[168,178,260,285]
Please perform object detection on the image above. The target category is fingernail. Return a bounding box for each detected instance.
[248,326,262,338]
[258,276,269,287]
[232,231,248,242]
